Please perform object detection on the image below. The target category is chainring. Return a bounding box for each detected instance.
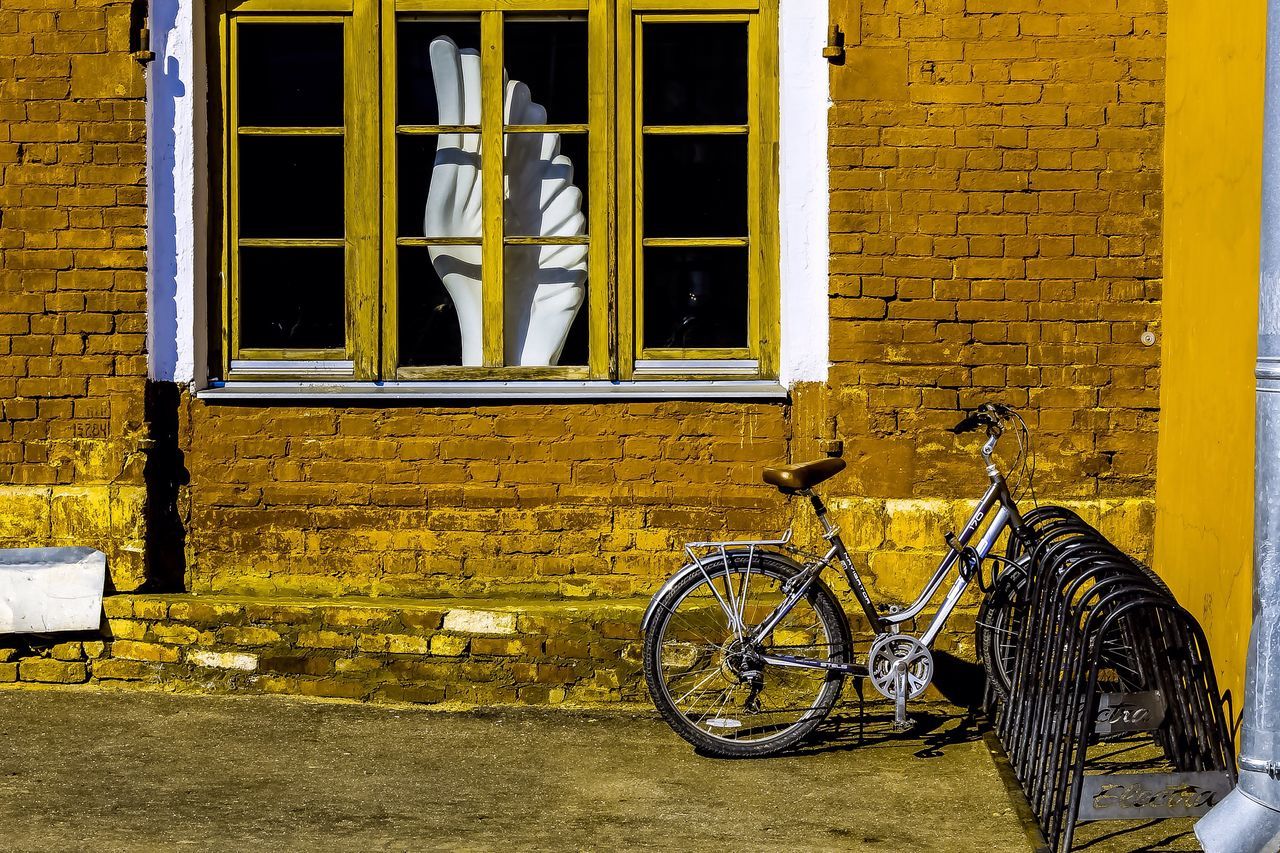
[867,634,934,701]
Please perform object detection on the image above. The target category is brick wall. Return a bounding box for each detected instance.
[185,401,792,597]
[183,0,1166,601]
[0,0,1166,606]
[826,0,1164,505]
[0,0,149,588]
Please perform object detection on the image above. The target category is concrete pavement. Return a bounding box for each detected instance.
[0,688,1040,852]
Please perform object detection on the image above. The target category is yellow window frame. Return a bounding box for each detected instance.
[209,0,778,384]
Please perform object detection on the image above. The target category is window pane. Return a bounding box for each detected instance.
[239,136,345,240]
[239,247,345,350]
[398,246,475,367]
[643,135,746,238]
[643,246,748,350]
[504,19,588,126]
[238,23,344,127]
[397,19,483,127]
[642,22,747,126]
[504,245,588,367]
[400,133,482,239]
[504,132,587,237]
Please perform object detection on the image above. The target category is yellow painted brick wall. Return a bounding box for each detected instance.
[179,0,1166,600]
[184,401,793,597]
[825,0,1164,514]
[0,0,1166,603]
[0,0,149,588]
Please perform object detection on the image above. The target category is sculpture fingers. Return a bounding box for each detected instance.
[460,48,482,133]
[504,79,546,126]
[428,37,464,146]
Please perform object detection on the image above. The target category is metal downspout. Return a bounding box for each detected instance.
[1196,4,1280,849]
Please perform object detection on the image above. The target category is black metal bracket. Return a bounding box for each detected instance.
[131,0,155,65]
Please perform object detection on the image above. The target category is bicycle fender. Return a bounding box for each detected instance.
[639,549,851,653]
[640,548,804,635]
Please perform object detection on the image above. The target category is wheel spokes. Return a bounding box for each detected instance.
[655,566,840,744]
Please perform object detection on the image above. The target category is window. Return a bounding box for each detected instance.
[210,0,779,385]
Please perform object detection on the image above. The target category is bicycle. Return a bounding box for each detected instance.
[641,402,1041,757]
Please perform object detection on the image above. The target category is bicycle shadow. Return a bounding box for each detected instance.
[786,650,989,758]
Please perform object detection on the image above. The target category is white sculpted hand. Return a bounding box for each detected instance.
[423,36,587,367]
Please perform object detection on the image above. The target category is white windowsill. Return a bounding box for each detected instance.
[196,379,790,401]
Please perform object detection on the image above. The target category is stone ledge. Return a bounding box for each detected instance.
[0,594,976,707]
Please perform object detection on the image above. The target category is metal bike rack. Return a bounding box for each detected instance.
[993,509,1236,852]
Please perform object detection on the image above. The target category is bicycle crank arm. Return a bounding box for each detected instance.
[761,653,866,676]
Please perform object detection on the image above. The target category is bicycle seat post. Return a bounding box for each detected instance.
[802,489,839,541]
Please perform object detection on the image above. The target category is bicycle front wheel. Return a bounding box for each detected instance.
[642,552,848,758]
[978,564,1027,699]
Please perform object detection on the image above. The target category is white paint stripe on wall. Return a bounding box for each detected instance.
[146,0,206,386]
[778,0,831,386]
[148,3,828,388]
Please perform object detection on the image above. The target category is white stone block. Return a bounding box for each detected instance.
[443,609,517,635]
[0,547,106,634]
[187,650,258,672]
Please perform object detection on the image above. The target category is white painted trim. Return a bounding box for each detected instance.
[198,380,789,401]
[149,2,828,389]
[146,0,207,386]
[777,0,830,386]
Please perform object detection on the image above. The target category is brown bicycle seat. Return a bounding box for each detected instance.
[762,458,847,492]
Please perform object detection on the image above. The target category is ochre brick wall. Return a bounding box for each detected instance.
[826,0,1164,509]
[0,593,978,707]
[180,0,1166,602]
[184,401,792,597]
[0,0,1166,610]
[0,0,149,588]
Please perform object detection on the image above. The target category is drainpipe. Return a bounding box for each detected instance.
[1195,4,1280,850]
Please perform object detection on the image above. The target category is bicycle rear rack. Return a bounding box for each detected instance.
[992,508,1235,852]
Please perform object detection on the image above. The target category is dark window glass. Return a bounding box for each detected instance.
[399,134,440,238]
[239,136,345,239]
[643,246,748,350]
[642,23,747,126]
[238,23,344,127]
[240,247,346,349]
[505,132,588,236]
[398,246,467,366]
[398,19,483,126]
[643,135,746,238]
[559,288,589,366]
[504,19,588,125]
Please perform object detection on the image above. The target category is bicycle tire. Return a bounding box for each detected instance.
[977,564,1026,700]
[642,551,849,758]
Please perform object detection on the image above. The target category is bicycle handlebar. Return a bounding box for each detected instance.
[950,402,1014,435]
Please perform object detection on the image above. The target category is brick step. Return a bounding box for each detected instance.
[0,594,977,707]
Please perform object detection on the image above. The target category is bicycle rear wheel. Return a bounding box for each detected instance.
[642,552,848,758]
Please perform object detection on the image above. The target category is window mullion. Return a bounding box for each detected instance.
[588,0,615,380]
[756,0,780,379]
[379,0,399,379]
[480,10,505,368]
[348,0,381,380]
[220,9,234,380]
[615,0,636,380]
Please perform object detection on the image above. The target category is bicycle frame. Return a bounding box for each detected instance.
[752,443,1034,676]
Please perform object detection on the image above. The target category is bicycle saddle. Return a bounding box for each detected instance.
[762,458,846,492]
